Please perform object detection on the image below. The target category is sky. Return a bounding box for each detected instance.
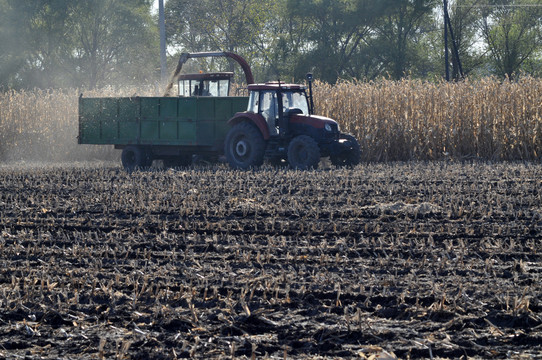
[151,0,167,14]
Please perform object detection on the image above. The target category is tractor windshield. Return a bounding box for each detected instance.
[179,79,230,96]
[282,91,309,115]
[178,73,232,97]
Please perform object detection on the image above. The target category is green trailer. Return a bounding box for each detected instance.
[78,52,255,170]
[78,95,248,169]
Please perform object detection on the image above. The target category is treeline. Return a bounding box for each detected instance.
[2,0,542,90]
[0,0,157,90]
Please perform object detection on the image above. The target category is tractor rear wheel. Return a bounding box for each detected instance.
[330,134,361,167]
[288,135,320,170]
[121,146,151,172]
[225,122,266,169]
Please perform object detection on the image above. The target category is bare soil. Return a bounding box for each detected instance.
[0,162,541,359]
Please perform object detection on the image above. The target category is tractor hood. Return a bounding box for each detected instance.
[290,114,339,131]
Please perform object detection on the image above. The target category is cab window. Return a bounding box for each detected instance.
[282,91,309,115]
[180,80,194,97]
[179,79,229,96]
[247,91,259,112]
[260,91,279,135]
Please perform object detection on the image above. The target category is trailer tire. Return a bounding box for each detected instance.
[121,146,150,172]
[288,135,320,170]
[225,122,265,169]
[330,134,361,167]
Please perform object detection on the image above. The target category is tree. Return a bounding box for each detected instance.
[480,0,542,78]
[0,0,158,90]
[165,0,398,83]
[285,0,389,82]
[0,0,75,88]
[369,0,439,80]
[0,0,22,88]
[69,0,158,89]
[447,0,488,79]
[165,0,275,81]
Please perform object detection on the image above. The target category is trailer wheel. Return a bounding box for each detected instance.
[121,146,150,172]
[330,134,361,167]
[225,122,265,169]
[288,135,320,170]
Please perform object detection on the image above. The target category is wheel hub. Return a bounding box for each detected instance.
[298,147,308,161]
[235,140,248,157]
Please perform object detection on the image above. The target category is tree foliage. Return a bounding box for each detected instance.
[479,0,542,78]
[370,0,440,79]
[445,0,488,79]
[0,0,157,90]
[3,0,542,90]
[284,0,387,82]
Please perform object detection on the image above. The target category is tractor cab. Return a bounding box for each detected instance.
[246,83,311,136]
[178,72,233,97]
[226,78,360,170]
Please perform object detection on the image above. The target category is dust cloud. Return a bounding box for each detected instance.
[0,85,161,165]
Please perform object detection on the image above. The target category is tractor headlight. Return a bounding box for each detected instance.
[324,123,333,132]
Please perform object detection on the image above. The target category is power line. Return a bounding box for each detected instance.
[456,4,542,7]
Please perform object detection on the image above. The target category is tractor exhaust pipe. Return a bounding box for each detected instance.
[306,73,314,115]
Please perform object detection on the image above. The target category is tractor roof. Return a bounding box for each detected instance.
[248,82,306,91]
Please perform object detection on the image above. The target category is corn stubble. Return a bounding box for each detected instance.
[0,162,541,359]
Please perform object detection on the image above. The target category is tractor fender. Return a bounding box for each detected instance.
[228,112,270,140]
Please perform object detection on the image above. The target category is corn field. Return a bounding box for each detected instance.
[0,87,156,162]
[315,77,542,161]
[2,78,542,162]
[2,79,542,359]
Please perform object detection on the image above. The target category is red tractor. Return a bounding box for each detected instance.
[161,51,361,170]
[225,74,361,169]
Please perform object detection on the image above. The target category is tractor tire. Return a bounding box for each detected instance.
[224,122,266,169]
[121,146,151,172]
[288,135,320,170]
[330,134,361,167]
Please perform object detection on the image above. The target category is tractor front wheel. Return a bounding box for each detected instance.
[330,134,361,167]
[225,122,266,169]
[288,135,320,170]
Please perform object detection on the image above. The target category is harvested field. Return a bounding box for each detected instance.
[0,161,541,359]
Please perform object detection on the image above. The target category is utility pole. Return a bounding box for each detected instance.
[159,0,167,84]
[444,0,450,81]
[443,0,464,80]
